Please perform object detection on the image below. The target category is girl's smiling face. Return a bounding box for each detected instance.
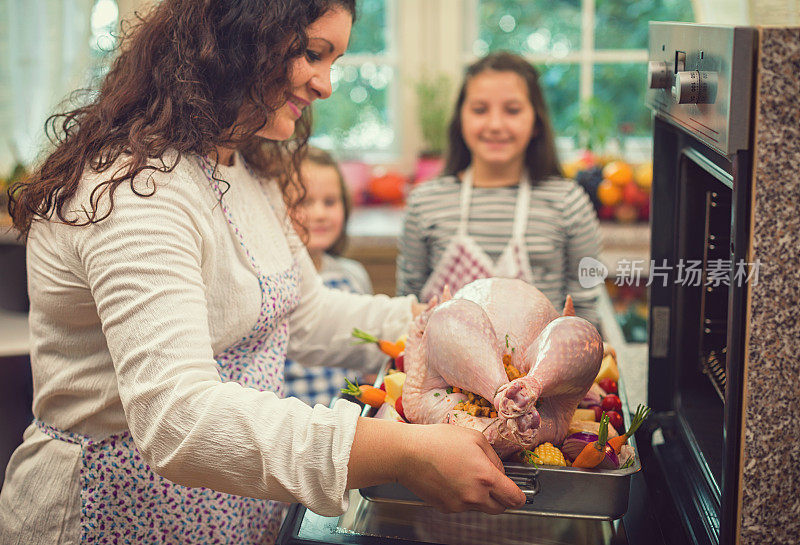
[293,162,346,255]
[459,69,536,172]
[256,7,352,141]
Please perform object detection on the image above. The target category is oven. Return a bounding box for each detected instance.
[643,22,757,545]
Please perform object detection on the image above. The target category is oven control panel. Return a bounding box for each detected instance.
[672,70,718,104]
[645,23,757,155]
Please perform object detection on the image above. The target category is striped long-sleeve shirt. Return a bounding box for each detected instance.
[397,175,602,326]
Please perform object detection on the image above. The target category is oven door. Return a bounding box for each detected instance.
[645,116,751,545]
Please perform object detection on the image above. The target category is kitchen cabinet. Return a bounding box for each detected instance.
[0,227,32,489]
[0,230,29,357]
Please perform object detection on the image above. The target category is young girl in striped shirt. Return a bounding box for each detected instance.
[397,51,601,325]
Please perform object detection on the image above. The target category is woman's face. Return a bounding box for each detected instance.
[459,70,536,171]
[293,162,346,254]
[256,7,352,141]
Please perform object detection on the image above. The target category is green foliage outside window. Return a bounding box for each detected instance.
[476,0,694,143]
[311,0,394,155]
[535,63,580,138]
[311,64,394,154]
[593,63,652,136]
[476,0,581,56]
[348,0,387,53]
[595,0,694,49]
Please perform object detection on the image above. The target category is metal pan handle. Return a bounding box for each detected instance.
[507,468,541,504]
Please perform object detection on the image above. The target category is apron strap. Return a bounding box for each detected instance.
[457,169,474,237]
[511,173,532,240]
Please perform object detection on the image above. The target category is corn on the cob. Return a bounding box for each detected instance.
[532,442,567,466]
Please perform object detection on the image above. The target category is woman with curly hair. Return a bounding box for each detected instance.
[0,2,524,543]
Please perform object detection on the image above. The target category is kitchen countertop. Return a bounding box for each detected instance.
[597,288,648,411]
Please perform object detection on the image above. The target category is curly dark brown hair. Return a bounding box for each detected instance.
[444,51,563,184]
[7,0,356,239]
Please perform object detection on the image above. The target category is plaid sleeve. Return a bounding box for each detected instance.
[283,272,366,407]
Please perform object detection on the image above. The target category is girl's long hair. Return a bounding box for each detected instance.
[443,51,563,184]
[8,0,355,239]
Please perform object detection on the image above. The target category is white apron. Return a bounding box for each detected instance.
[420,169,535,302]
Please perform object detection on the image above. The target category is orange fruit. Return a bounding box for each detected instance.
[602,161,634,187]
[597,179,623,207]
[634,162,653,189]
[561,160,580,180]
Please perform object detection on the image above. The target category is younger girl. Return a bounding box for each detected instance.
[397,51,601,325]
[284,148,381,407]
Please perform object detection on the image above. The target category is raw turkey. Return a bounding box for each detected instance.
[403,278,603,459]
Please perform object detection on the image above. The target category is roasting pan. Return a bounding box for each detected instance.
[358,362,642,520]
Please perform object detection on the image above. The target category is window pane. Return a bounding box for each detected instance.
[311,64,395,154]
[593,63,651,136]
[89,0,119,80]
[474,0,581,58]
[535,63,580,138]
[595,0,694,50]
[348,0,387,54]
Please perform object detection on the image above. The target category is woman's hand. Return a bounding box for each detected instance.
[348,418,525,515]
[396,423,525,514]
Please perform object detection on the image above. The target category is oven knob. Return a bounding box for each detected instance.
[671,70,718,104]
[648,61,671,89]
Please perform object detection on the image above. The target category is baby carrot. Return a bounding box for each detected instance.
[608,404,652,455]
[351,328,404,359]
[341,378,387,408]
[572,413,611,469]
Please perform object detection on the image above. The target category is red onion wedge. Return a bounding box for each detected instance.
[561,432,619,469]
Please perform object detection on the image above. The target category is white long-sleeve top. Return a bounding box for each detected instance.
[0,152,414,541]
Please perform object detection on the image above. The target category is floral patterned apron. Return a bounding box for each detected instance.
[34,156,299,544]
[420,168,535,302]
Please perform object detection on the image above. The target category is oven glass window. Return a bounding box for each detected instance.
[673,152,733,490]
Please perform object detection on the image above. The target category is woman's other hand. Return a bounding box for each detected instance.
[348,418,525,514]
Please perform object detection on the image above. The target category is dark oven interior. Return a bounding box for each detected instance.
[672,147,732,490]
